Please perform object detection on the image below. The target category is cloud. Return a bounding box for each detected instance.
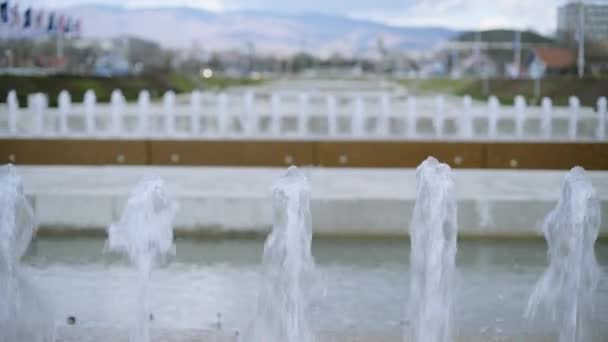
[39,0,572,33]
[348,0,562,33]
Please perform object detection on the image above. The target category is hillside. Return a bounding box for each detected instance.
[454,29,555,44]
[67,5,457,57]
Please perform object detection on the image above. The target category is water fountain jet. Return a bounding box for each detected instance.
[408,157,458,342]
[0,164,54,342]
[106,176,177,342]
[526,166,601,342]
[248,166,315,342]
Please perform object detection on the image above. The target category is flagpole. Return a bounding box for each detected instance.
[577,0,585,79]
[513,30,521,79]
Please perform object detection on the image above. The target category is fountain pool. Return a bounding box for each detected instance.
[22,236,608,341]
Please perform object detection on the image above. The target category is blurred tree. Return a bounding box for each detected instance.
[291,52,314,72]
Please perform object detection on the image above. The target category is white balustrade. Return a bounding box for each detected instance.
[270,93,281,136]
[514,95,526,138]
[243,91,255,136]
[190,90,201,135]
[568,96,580,140]
[487,96,499,139]
[433,96,444,137]
[327,94,337,136]
[407,97,417,138]
[598,97,606,140]
[541,97,552,139]
[163,91,176,135]
[58,90,71,135]
[298,93,309,136]
[352,96,365,137]
[7,90,17,135]
[1,90,606,142]
[84,90,96,134]
[379,94,390,136]
[29,93,47,135]
[110,89,124,136]
[217,93,228,135]
[461,95,473,139]
[137,90,150,135]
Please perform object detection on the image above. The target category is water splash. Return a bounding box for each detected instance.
[408,157,458,342]
[526,166,601,342]
[0,164,54,342]
[107,176,177,342]
[248,166,315,342]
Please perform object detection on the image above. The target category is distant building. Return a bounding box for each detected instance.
[527,47,576,78]
[94,54,130,77]
[558,2,608,43]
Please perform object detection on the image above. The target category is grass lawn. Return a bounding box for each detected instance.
[0,73,264,107]
[399,77,607,107]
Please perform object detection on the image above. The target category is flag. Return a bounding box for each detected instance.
[35,9,44,30]
[513,31,521,50]
[74,18,81,36]
[64,17,71,33]
[0,2,8,24]
[10,3,18,27]
[23,7,31,28]
[47,12,54,31]
[58,14,64,33]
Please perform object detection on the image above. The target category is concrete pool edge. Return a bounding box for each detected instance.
[16,166,608,237]
[55,326,559,342]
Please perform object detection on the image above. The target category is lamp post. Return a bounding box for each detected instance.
[577,0,585,79]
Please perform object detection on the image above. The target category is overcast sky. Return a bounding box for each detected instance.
[29,0,600,33]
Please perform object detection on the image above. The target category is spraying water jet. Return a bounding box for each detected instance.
[106,176,177,342]
[408,157,458,342]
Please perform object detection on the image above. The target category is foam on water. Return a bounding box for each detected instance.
[526,166,602,342]
[247,166,316,342]
[0,164,54,342]
[408,157,458,342]
[107,176,177,342]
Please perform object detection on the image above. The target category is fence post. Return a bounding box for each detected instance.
[433,96,445,137]
[327,94,337,136]
[379,94,390,136]
[190,90,201,136]
[110,89,124,136]
[514,95,526,138]
[163,90,176,136]
[407,96,416,137]
[568,96,579,140]
[462,95,473,139]
[58,90,71,136]
[597,97,606,140]
[298,93,309,136]
[541,97,552,139]
[137,90,150,136]
[31,93,47,135]
[243,91,255,136]
[84,90,96,135]
[271,92,281,136]
[217,92,228,135]
[352,96,365,137]
[7,90,17,135]
[488,96,499,138]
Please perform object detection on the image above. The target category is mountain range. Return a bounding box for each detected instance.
[67,5,457,57]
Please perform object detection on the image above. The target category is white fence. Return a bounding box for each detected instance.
[0,89,606,141]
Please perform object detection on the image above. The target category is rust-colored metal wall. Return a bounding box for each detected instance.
[147,140,315,166]
[0,139,147,165]
[316,141,484,168]
[1,139,606,170]
[484,143,608,170]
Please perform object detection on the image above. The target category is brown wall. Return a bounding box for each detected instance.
[1,139,607,170]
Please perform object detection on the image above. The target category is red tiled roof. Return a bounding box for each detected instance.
[534,47,575,69]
